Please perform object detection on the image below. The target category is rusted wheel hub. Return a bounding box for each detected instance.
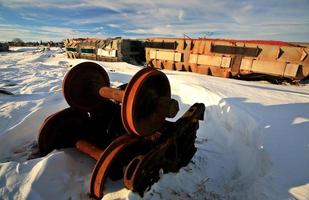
[38,108,90,155]
[122,67,177,136]
[63,62,110,112]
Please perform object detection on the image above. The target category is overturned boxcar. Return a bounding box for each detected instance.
[64,37,309,81]
[145,38,309,81]
[64,37,145,64]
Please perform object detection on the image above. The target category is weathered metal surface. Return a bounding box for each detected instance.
[89,134,152,199]
[211,44,260,57]
[38,101,126,156]
[38,62,205,199]
[63,62,179,137]
[76,140,103,160]
[64,37,309,81]
[146,37,309,81]
[150,50,182,62]
[251,60,286,76]
[99,87,124,102]
[63,62,110,112]
[123,103,205,195]
[64,37,145,64]
[122,67,179,136]
[38,108,90,155]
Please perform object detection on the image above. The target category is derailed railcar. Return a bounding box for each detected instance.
[64,37,145,65]
[64,38,81,59]
[78,38,98,60]
[145,38,309,81]
[96,38,119,62]
[96,38,145,64]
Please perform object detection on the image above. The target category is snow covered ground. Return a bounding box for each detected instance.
[0,47,308,200]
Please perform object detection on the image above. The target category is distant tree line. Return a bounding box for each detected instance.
[8,38,63,47]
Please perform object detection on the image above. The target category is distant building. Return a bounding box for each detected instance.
[0,43,9,52]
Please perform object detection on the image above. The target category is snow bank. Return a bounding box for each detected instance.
[0,48,308,200]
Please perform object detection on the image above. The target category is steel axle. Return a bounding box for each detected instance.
[63,62,179,136]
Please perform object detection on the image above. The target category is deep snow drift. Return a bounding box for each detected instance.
[0,47,308,200]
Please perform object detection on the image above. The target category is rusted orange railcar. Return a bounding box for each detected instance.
[145,38,309,80]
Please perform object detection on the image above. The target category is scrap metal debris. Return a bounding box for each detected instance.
[37,62,205,199]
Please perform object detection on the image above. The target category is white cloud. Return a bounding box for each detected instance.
[0,24,106,41]
[1,0,88,10]
[126,29,147,34]
[0,0,308,41]
[178,10,184,21]
[108,24,119,28]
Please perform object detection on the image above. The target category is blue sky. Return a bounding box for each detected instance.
[0,0,308,42]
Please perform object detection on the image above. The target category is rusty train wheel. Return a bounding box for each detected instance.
[38,108,90,156]
[62,62,110,112]
[89,134,151,199]
[122,68,171,137]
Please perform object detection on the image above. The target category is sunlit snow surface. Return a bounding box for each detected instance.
[0,47,308,200]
